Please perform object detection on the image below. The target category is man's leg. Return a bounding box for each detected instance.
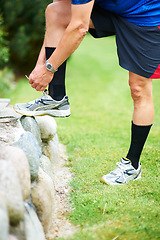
[101,72,153,185]
[125,72,153,169]
[14,0,72,117]
[45,0,71,100]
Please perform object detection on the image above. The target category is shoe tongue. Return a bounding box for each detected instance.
[42,94,54,101]
[121,158,130,165]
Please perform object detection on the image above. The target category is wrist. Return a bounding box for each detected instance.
[35,60,45,69]
[45,60,58,73]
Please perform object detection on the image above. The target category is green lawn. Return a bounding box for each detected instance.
[7,35,160,240]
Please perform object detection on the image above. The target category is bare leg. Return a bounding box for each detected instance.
[126,72,153,169]
[34,0,72,100]
[30,0,71,67]
[129,72,154,125]
[100,72,154,184]
[45,0,71,47]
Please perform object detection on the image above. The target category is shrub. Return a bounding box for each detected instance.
[0,68,15,98]
[0,14,9,69]
[0,0,51,74]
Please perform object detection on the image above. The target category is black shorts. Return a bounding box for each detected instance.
[89,4,160,79]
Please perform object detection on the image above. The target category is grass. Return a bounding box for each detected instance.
[5,34,160,240]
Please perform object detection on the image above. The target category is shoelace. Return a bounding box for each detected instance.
[25,75,48,106]
[26,89,48,108]
[115,162,133,183]
[111,162,128,178]
[114,162,126,173]
[35,89,48,104]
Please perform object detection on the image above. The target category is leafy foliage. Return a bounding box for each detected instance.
[0,14,9,69]
[0,69,15,98]
[0,0,51,74]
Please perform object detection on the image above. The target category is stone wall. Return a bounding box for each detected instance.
[0,99,60,240]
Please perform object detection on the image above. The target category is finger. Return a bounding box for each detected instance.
[29,79,33,84]
[35,86,43,91]
[36,84,47,91]
[31,82,37,89]
[28,74,35,84]
[39,86,45,92]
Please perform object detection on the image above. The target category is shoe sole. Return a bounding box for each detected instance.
[13,106,71,118]
[100,171,141,185]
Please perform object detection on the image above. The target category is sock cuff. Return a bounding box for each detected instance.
[132,121,152,128]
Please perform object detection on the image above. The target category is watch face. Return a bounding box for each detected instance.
[47,63,52,70]
[46,60,56,72]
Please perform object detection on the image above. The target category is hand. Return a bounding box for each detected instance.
[29,64,54,91]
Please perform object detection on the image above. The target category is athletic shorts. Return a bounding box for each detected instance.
[89,4,160,79]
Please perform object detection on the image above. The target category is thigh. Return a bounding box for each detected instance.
[51,0,71,22]
[46,0,71,28]
[129,72,152,90]
[89,4,115,38]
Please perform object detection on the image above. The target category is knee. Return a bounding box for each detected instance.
[129,73,152,104]
[129,83,143,103]
[45,2,71,29]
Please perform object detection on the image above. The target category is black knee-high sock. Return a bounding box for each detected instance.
[45,47,66,101]
[126,121,152,169]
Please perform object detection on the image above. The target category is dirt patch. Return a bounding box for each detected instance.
[47,144,78,239]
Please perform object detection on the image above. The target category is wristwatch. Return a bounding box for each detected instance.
[45,60,57,73]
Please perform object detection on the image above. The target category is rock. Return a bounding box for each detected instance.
[31,168,55,234]
[10,221,26,240]
[35,116,57,141]
[0,98,10,109]
[0,112,24,145]
[12,131,42,181]
[20,116,42,146]
[0,160,24,226]
[0,105,21,120]
[40,155,53,179]
[0,146,31,200]
[0,192,9,240]
[24,202,46,240]
[8,235,18,240]
[54,133,59,146]
[42,134,59,164]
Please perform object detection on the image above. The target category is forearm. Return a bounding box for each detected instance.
[28,1,94,92]
[48,1,94,70]
[48,23,87,69]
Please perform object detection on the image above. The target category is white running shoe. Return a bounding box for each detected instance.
[100,158,141,185]
[14,90,71,117]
